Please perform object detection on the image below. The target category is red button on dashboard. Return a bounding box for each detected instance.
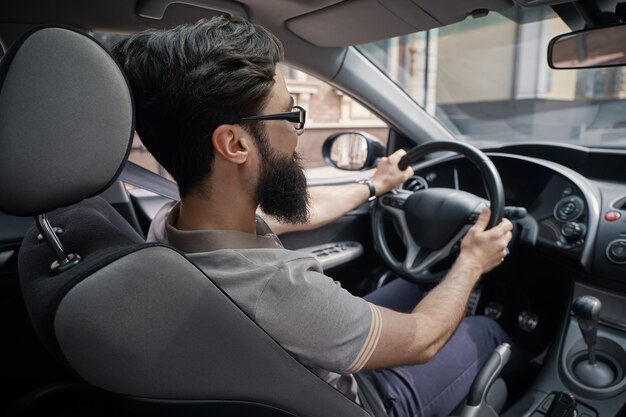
[605,211,621,221]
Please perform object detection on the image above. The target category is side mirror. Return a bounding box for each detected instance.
[548,24,626,69]
[322,131,386,170]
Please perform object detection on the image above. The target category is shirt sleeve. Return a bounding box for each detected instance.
[345,302,382,373]
[254,255,382,374]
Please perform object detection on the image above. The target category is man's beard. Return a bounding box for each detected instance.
[254,128,310,225]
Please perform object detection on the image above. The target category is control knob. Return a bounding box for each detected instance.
[606,239,626,264]
[560,222,585,241]
[554,196,584,222]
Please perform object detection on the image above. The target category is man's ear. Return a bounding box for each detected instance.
[212,124,252,164]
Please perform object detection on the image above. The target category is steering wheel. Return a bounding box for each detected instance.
[372,141,504,283]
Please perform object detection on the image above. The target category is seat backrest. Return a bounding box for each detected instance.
[0,26,370,417]
[21,197,369,416]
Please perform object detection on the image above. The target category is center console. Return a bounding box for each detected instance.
[504,283,626,417]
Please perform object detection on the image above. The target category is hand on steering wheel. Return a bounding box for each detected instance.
[372,141,506,283]
[459,208,512,275]
[371,149,415,196]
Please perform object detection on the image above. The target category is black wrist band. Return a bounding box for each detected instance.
[359,179,376,201]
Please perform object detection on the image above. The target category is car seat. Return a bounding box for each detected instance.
[0,25,382,417]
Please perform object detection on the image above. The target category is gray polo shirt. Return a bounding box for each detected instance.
[147,202,382,400]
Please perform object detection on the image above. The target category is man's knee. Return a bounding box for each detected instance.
[461,316,510,348]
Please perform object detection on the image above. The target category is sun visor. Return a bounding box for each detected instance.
[0,27,134,217]
[287,0,514,47]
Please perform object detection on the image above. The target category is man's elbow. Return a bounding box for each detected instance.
[414,344,438,363]
[411,332,449,363]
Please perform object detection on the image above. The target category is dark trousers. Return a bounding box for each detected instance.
[362,278,511,417]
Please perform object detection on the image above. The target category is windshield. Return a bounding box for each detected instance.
[357,6,626,149]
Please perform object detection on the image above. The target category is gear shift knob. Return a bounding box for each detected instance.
[571,296,615,388]
[572,295,601,358]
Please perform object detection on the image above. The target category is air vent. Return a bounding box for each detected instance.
[403,176,428,192]
[613,197,626,210]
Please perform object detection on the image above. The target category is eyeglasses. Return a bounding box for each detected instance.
[239,105,306,131]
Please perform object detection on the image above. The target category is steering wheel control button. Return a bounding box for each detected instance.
[382,196,405,209]
[605,211,621,222]
[554,196,584,222]
[606,239,626,264]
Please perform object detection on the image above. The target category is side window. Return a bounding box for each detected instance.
[279,64,389,181]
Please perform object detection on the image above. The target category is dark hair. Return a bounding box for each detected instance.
[112,16,284,196]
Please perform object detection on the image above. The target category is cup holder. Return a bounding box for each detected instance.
[563,336,626,398]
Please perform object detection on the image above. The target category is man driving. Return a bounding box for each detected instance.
[113,15,515,417]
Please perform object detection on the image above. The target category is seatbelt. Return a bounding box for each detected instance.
[353,373,388,417]
[119,161,180,201]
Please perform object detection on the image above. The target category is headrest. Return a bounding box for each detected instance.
[0,26,134,216]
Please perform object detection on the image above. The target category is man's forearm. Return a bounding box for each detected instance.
[363,256,482,370]
[408,256,482,358]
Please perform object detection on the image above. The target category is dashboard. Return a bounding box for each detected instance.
[406,151,626,287]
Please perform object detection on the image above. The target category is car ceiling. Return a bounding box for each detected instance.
[0,0,518,93]
[1,0,514,45]
[0,0,618,60]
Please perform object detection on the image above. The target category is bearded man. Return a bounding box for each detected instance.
[112,16,515,417]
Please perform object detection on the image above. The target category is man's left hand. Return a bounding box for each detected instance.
[372,149,414,196]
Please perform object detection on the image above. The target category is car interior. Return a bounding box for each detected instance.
[2,1,626,417]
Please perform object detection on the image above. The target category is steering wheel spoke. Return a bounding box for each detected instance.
[402,242,423,273]
[403,224,472,276]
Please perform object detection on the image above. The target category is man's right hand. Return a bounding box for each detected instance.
[458,208,512,276]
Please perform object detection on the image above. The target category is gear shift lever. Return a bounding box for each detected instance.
[572,295,601,364]
[571,295,614,387]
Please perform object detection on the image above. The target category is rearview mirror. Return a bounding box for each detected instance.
[549,24,626,69]
[322,131,386,170]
